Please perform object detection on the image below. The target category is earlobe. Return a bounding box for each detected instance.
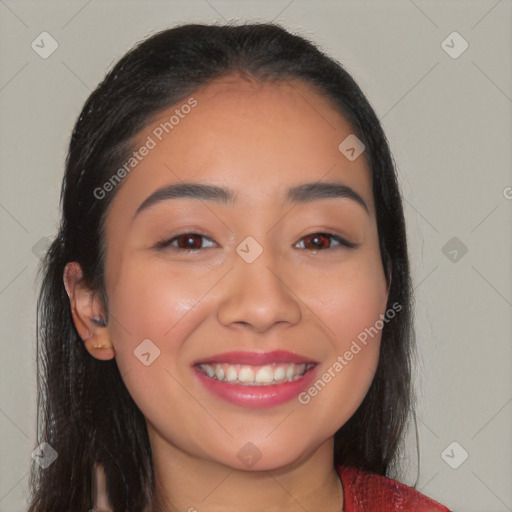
[63,262,115,361]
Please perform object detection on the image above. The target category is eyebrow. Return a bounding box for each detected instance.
[132,181,369,220]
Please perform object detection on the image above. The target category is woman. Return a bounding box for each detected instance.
[29,22,451,511]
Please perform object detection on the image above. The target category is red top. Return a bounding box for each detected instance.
[337,464,451,511]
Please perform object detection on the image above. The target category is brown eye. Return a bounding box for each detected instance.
[302,233,331,251]
[154,233,216,251]
[154,231,356,253]
[174,233,204,250]
[296,232,356,251]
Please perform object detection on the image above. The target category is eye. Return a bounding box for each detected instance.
[154,232,216,252]
[154,231,357,253]
[295,232,357,251]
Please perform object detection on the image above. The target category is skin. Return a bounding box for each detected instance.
[64,73,390,512]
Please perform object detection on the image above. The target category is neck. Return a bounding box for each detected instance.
[147,426,343,512]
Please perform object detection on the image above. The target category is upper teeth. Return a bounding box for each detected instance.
[198,362,313,386]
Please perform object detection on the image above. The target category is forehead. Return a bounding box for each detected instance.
[105,73,373,221]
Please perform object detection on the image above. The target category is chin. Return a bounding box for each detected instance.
[204,438,318,473]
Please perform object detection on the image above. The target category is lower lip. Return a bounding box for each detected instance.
[194,365,318,408]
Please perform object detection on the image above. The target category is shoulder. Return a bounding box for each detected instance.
[336,464,451,512]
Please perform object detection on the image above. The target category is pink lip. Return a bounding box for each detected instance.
[194,350,318,366]
[193,351,319,409]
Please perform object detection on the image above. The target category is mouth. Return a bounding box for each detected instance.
[192,350,319,408]
[196,362,317,386]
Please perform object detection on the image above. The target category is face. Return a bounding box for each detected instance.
[99,74,389,471]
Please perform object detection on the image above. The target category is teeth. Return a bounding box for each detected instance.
[273,366,285,382]
[226,366,238,382]
[255,365,274,384]
[238,367,255,383]
[198,362,313,386]
[215,364,225,381]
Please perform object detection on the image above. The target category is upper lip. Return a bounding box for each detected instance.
[194,350,318,366]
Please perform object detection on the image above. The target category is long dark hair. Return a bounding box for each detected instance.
[29,22,415,512]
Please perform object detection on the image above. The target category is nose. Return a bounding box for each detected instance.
[216,249,302,334]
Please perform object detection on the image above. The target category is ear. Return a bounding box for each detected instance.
[63,262,115,361]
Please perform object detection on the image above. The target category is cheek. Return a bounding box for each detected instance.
[295,250,389,428]
[104,257,219,446]
[108,254,209,336]
[105,256,209,390]
[306,248,389,347]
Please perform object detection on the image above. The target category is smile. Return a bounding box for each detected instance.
[197,362,316,386]
[193,350,319,408]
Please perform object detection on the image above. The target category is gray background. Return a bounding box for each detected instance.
[1,1,511,511]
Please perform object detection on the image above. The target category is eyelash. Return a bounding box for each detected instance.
[153,231,358,252]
